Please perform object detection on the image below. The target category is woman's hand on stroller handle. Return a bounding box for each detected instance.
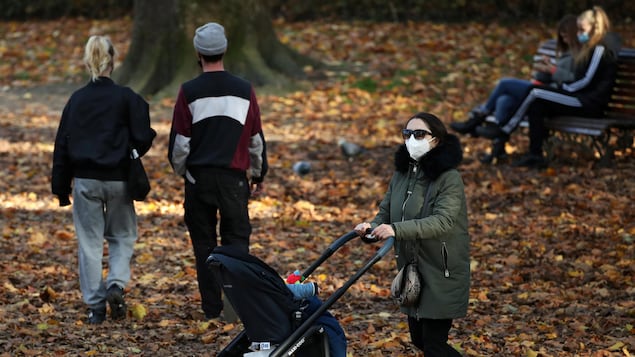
[356,223,395,243]
[354,223,374,243]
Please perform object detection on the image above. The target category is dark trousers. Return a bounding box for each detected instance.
[184,169,251,317]
[408,317,462,357]
[526,97,601,156]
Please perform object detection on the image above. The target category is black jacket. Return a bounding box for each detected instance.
[51,77,156,200]
[563,45,617,113]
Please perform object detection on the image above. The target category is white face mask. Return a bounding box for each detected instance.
[405,135,431,161]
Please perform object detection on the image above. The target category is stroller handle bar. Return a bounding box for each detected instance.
[299,231,359,282]
[270,236,395,357]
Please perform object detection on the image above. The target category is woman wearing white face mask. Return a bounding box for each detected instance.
[354,112,470,356]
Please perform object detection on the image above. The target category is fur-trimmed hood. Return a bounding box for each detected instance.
[395,134,463,180]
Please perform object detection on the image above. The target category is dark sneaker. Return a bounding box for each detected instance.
[479,138,508,164]
[205,313,221,321]
[107,285,127,320]
[88,308,106,324]
[512,154,548,168]
[475,124,508,140]
[450,105,490,135]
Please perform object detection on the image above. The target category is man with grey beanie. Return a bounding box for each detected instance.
[168,22,268,320]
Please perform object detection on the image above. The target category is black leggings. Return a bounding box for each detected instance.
[408,317,462,357]
[526,96,597,156]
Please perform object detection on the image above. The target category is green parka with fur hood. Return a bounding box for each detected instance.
[371,134,470,319]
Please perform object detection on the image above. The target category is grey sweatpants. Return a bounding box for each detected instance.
[72,178,137,310]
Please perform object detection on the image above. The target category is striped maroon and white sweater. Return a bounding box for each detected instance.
[168,71,268,183]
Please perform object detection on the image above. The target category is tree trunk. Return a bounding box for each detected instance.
[114,0,318,96]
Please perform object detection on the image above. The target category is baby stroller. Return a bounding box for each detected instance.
[206,231,394,357]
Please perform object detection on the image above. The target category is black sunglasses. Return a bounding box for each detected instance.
[402,129,432,140]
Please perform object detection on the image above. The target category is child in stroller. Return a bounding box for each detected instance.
[207,245,347,357]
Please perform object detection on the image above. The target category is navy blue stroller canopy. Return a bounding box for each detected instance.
[207,245,301,344]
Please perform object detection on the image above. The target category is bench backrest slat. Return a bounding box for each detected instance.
[608,52,635,120]
[606,108,635,119]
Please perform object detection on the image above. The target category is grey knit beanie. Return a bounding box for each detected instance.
[193,22,227,56]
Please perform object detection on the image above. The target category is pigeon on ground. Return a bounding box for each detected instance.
[338,138,366,160]
[292,161,311,176]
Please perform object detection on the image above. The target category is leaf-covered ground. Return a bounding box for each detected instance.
[1,18,634,356]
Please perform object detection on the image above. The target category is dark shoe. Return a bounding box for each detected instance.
[512,154,548,168]
[450,119,479,135]
[106,285,127,320]
[450,106,489,135]
[204,312,221,320]
[479,138,507,164]
[475,125,507,139]
[88,308,106,324]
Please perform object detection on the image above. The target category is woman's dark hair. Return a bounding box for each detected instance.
[556,14,580,56]
[406,112,447,144]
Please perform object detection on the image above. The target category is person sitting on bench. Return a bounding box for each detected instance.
[507,6,619,168]
[450,14,581,164]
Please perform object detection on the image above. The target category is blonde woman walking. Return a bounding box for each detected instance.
[51,35,156,324]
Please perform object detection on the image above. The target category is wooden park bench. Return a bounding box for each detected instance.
[488,39,635,166]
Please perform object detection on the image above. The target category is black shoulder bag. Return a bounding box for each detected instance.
[127,147,150,201]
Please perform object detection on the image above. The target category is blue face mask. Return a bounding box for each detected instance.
[578,32,590,44]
